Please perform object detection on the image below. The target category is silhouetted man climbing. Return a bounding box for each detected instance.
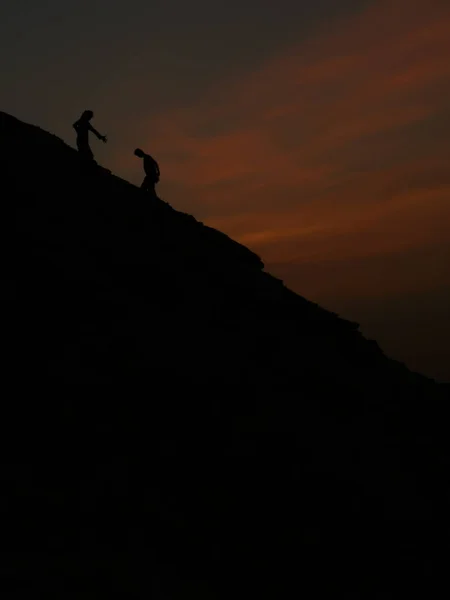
[134,148,160,197]
[73,110,107,161]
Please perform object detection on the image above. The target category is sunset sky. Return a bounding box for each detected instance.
[2,0,449,381]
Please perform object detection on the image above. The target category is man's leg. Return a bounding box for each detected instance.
[77,142,95,163]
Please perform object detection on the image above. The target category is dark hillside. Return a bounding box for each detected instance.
[1,111,449,598]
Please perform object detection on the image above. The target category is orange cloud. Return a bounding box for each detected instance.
[116,0,450,313]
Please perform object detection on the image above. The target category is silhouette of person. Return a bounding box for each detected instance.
[134,148,160,196]
[73,110,107,161]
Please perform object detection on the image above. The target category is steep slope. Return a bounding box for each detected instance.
[2,111,449,598]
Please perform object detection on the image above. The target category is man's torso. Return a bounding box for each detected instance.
[143,154,159,179]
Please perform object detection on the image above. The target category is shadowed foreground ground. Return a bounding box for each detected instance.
[1,111,449,598]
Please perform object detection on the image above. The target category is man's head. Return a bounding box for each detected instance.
[82,110,94,121]
[134,148,145,158]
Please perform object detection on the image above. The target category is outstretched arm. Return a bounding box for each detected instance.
[88,123,107,142]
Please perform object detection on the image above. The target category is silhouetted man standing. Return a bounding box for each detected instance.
[134,148,160,197]
[73,110,107,161]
